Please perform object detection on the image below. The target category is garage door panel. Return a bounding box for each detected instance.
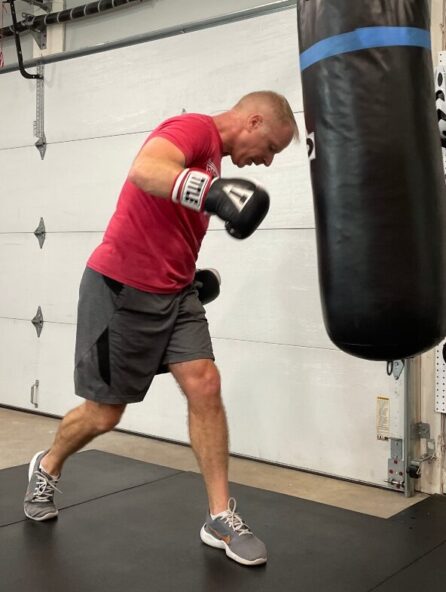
[119,337,403,486]
[45,10,301,142]
[35,322,80,417]
[0,233,98,323]
[0,319,39,409]
[22,230,330,353]
[0,147,46,233]
[119,373,189,443]
[0,229,329,350]
[212,338,402,484]
[0,73,36,149]
[0,308,402,486]
[0,235,43,320]
[198,229,332,349]
[0,116,312,233]
[39,234,102,324]
[0,137,139,233]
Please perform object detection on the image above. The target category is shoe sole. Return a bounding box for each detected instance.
[24,450,58,522]
[200,526,267,566]
[24,509,58,521]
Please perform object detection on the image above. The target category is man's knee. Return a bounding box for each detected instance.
[184,363,222,410]
[201,368,221,400]
[84,401,126,433]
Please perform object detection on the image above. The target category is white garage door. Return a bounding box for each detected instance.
[0,8,404,486]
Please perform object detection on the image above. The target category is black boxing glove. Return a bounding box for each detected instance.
[194,268,221,305]
[171,168,270,239]
[206,178,270,239]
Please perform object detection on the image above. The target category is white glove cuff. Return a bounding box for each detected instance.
[171,168,214,212]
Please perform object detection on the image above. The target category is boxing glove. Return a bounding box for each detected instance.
[171,168,270,239]
[194,268,221,305]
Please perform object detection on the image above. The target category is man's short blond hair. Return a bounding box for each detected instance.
[233,91,299,141]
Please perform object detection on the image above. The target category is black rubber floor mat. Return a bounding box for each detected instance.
[0,449,181,527]
[2,453,446,592]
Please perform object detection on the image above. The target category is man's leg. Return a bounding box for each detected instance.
[24,400,126,521]
[169,358,267,566]
[40,400,127,477]
[169,359,229,515]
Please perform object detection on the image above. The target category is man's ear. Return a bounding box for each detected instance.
[247,113,263,131]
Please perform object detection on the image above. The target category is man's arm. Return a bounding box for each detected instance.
[129,134,270,239]
[127,137,186,197]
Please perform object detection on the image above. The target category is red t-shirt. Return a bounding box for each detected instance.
[87,114,223,293]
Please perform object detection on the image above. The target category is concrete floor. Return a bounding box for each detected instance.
[0,405,427,519]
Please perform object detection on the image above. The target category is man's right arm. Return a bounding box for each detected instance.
[127,137,186,198]
[128,137,270,239]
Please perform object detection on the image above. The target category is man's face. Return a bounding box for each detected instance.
[231,115,293,168]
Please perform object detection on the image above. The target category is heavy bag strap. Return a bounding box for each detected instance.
[300,26,431,71]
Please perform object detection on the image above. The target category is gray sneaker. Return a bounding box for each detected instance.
[200,497,267,566]
[24,450,62,521]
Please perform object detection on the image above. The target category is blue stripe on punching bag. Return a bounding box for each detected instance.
[300,26,431,71]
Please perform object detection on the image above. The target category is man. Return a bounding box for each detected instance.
[24,90,298,567]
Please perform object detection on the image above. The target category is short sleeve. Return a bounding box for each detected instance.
[150,115,212,167]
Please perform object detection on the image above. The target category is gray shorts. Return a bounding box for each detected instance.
[74,267,214,404]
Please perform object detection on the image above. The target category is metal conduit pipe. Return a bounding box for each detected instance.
[0,0,297,76]
[0,0,144,38]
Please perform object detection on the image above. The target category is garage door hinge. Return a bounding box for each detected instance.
[34,217,46,248]
[32,306,44,337]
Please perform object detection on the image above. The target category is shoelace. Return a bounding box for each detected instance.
[219,497,252,536]
[32,470,62,502]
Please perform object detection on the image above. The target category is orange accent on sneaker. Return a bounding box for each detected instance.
[209,526,232,545]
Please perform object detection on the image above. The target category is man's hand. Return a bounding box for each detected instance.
[171,168,270,239]
[194,268,221,305]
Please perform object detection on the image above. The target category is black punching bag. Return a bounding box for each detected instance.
[297,0,446,361]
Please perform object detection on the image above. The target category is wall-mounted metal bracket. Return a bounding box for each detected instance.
[34,217,46,248]
[6,0,43,79]
[407,421,437,480]
[22,13,47,49]
[31,306,44,337]
[386,360,405,380]
[33,64,47,159]
[386,438,405,491]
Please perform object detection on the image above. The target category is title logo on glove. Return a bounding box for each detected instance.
[223,185,254,212]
